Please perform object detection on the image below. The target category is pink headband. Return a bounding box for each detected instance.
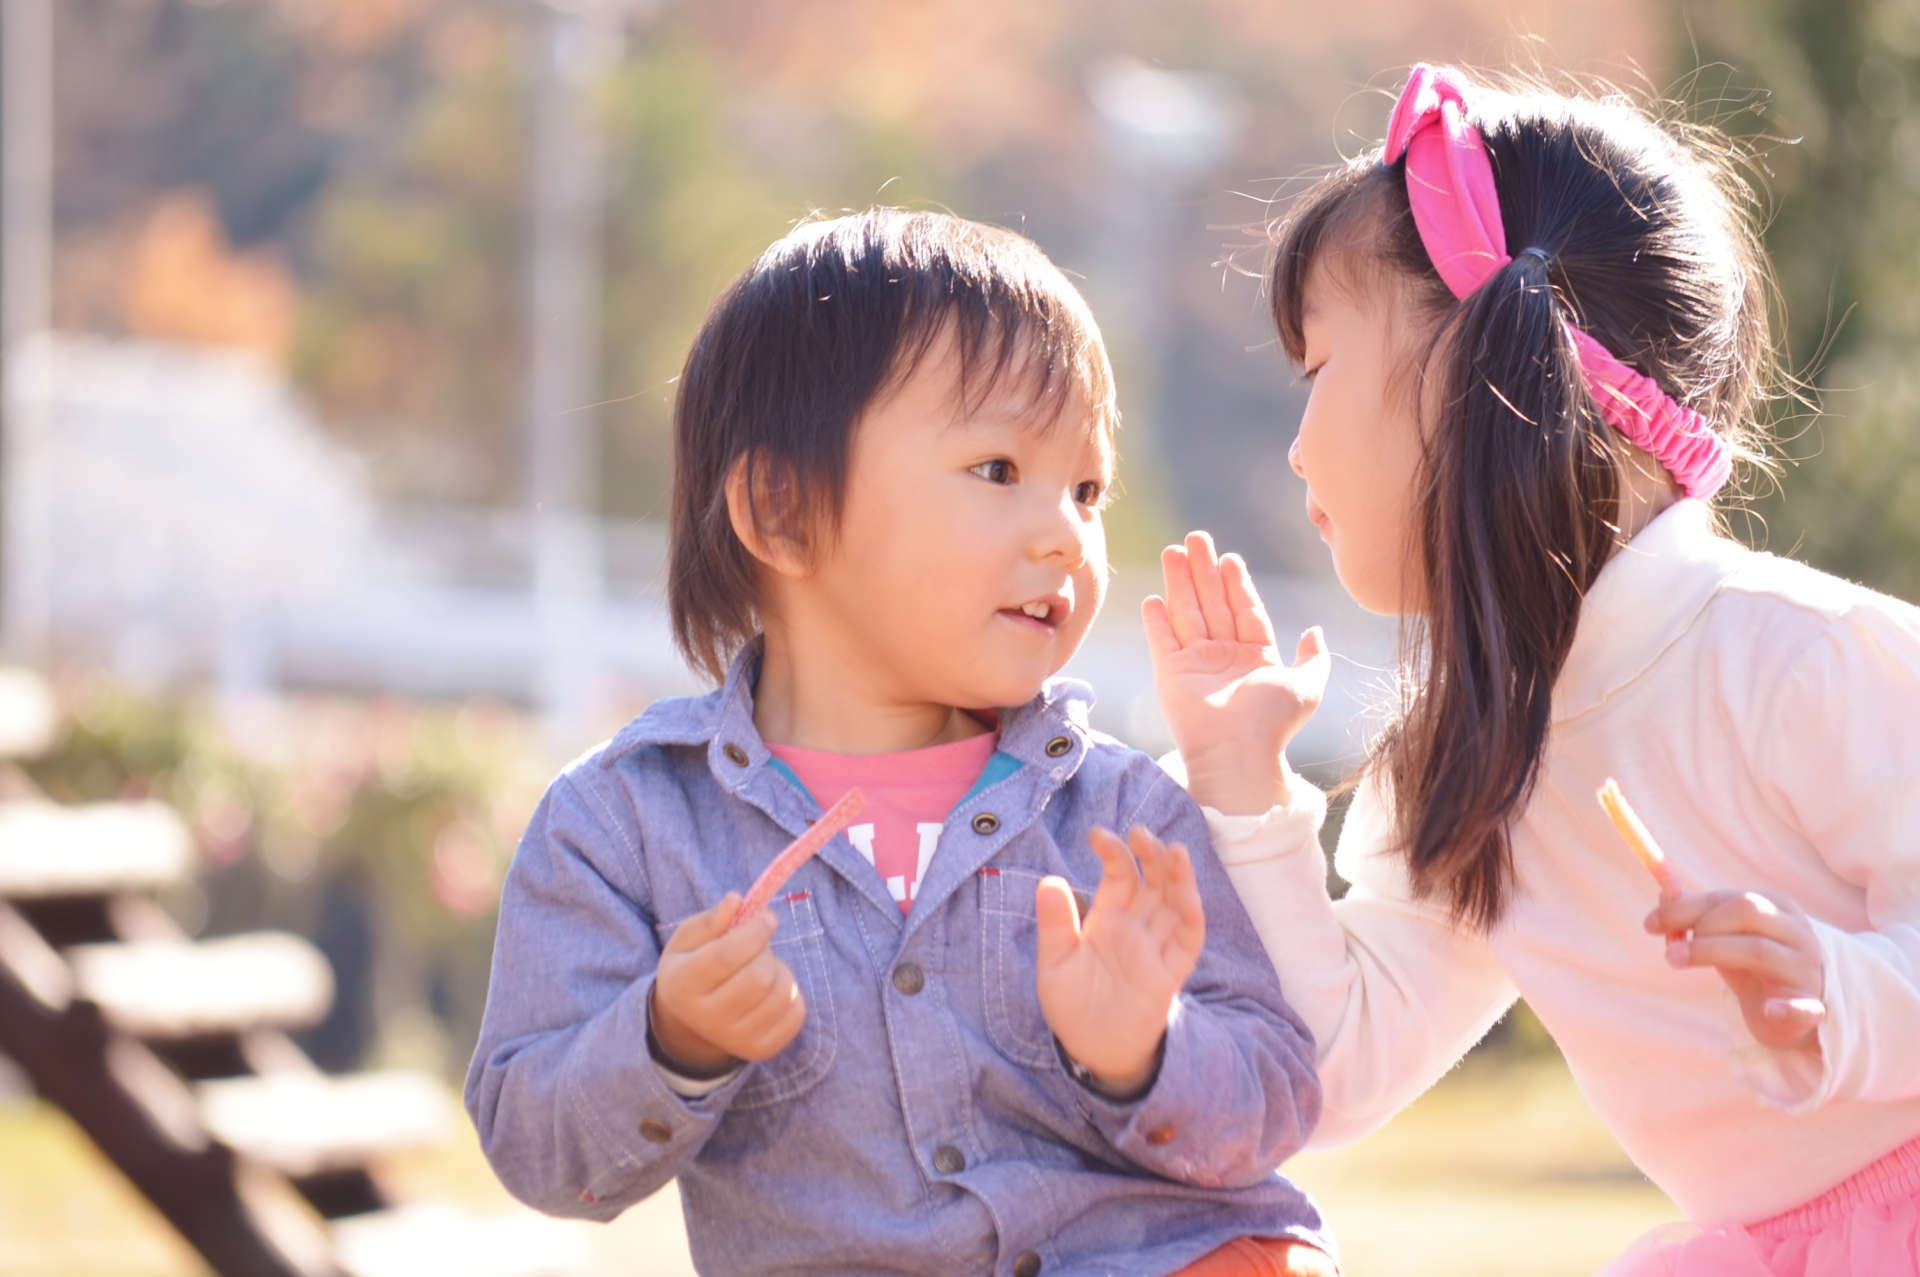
[1382,64,1732,500]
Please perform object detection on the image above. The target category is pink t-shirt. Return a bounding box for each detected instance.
[767,730,1000,914]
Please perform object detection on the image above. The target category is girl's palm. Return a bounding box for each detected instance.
[1145,533,1330,813]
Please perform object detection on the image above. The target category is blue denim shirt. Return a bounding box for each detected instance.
[466,646,1328,1276]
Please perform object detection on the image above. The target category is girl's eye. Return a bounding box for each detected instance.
[970,459,1015,485]
[1074,480,1107,508]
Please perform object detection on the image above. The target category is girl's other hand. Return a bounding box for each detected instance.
[1647,890,1827,1052]
[1035,825,1206,1095]
[651,893,807,1073]
[1145,531,1331,816]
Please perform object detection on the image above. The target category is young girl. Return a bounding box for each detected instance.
[466,210,1335,1276]
[1149,66,1920,1276]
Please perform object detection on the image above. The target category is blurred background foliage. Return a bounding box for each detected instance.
[1683,0,1920,599]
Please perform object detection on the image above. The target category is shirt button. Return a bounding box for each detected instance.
[722,743,750,767]
[933,1145,966,1175]
[971,812,1000,835]
[1013,1250,1043,1277]
[1045,735,1072,757]
[1145,1123,1178,1146]
[891,963,925,996]
[639,1119,673,1144]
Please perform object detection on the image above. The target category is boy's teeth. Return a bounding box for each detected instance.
[1021,601,1050,619]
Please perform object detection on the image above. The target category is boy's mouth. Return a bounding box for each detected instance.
[999,590,1072,634]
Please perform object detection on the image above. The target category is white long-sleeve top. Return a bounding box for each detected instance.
[1206,499,1920,1227]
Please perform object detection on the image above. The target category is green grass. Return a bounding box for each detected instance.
[0,1050,1677,1276]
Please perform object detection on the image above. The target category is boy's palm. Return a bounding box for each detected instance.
[1035,825,1205,1092]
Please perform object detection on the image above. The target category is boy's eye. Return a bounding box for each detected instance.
[970,459,1015,485]
[1074,480,1107,508]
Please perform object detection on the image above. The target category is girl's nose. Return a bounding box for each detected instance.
[1288,434,1305,478]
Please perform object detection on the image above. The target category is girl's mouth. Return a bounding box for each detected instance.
[1305,497,1331,539]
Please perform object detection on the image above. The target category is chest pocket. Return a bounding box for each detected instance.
[655,891,837,1111]
[978,867,1065,1070]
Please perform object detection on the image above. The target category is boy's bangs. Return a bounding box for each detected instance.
[884,242,1116,440]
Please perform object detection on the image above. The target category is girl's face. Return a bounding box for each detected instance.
[782,340,1112,713]
[1291,263,1429,616]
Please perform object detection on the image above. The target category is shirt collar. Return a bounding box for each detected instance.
[1553,498,1749,724]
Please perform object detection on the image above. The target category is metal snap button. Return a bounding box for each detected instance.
[640,1119,673,1144]
[1045,735,1072,758]
[933,1145,966,1175]
[722,743,750,767]
[892,963,925,996]
[971,812,1000,836]
[1013,1250,1043,1277]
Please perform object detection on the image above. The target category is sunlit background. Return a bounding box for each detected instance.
[0,0,1908,1274]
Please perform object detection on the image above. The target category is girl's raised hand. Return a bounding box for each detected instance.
[1034,825,1206,1095]
[1144,531,1331,815]
[1646,890,1827,1052]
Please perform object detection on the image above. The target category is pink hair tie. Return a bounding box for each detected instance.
[1383,64,1731,500]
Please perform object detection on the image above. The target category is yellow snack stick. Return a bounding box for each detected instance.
[1597,778,1685,901]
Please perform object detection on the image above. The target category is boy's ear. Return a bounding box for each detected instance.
[725,455,813,580]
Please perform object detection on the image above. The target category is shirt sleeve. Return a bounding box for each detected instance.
[463,771,747,1219]
[1061,766,1323,1190]
[1205,770,1517,1148]
[1744,601,1920,1111]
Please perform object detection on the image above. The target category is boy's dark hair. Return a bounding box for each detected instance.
[1269,79,1772,929]
[668,208,1116,684]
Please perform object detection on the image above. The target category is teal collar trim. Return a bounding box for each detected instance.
[762,749,1023,819]
[958,750,1023,807]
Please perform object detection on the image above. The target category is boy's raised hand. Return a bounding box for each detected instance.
[1035,825,1206,1095]
[650,894,806,1075]
[1144,531,1330,816]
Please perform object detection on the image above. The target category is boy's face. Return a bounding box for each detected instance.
[794,338,1112,712]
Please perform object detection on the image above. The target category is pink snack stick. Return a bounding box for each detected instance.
[1596,778,1686,900]
[730,788,866,930]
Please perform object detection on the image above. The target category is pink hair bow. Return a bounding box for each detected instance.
[1384,65,1732,500]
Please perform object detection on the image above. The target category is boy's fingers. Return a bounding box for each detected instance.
[1088,825,1141,911]
[1129,825,1171,899]
[1160,545,1208,645]
[1034,876,1083,970]
[1185,532,1236,642]
[1219,552,1278,648]
[664,893,743,954]
[669,909,778,992]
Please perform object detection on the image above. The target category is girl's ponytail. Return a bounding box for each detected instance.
[1272,75,1770,928]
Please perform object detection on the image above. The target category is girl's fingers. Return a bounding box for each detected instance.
[1650,892,1808,948]
[1185,531,1236,642]
[1219,552,1278,648]
[1160,544,1209,646]
[1142,595,1181,664]
[1669,933,1815,989]
[1290,626,1332,700]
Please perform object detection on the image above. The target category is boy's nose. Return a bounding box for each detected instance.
[1033,490,1091,562]
[1288,434,1305,478]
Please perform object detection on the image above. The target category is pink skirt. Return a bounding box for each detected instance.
[1599,1137,1920,1277]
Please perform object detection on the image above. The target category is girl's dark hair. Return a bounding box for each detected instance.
[668,208,1116,683]
[1270,77,1771,928]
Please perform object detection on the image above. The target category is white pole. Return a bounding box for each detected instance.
[526,2,620,742]
[2,0,53,663]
